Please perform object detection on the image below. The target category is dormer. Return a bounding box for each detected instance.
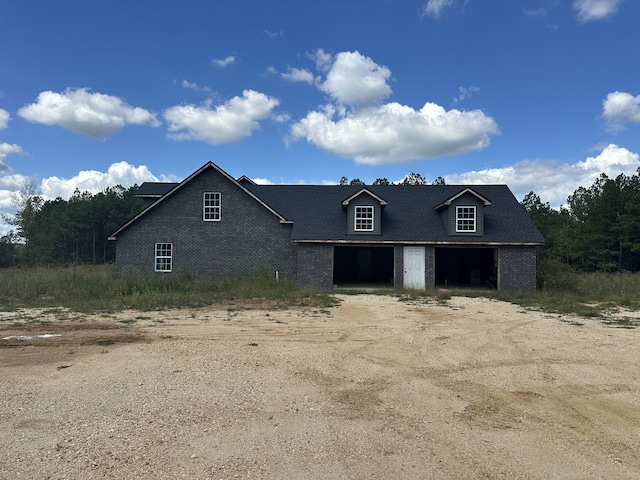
[341,188,387,235]
[434,187,492,236]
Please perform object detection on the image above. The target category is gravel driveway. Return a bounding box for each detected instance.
[1,294,639,479]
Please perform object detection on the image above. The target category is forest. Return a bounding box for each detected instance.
[0,183,141,268]
[1,168,640,288]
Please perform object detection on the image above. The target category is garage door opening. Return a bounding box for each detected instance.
[333,246,394,288]
[435,247,497,289]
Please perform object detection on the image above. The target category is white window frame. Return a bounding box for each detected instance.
[456,206,476,232]
[155,243,173,272]
[203,192,221,221]
[354,206,374,231]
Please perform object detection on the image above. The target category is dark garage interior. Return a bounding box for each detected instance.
[333,246,394,287]
[435,247,497,288]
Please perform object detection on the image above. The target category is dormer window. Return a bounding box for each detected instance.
[204,192,221,221]
[456,206,476,232]
[355,206,374,231]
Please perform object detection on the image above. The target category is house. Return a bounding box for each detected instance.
[108,162,545,291]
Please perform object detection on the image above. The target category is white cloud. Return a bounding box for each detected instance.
[251,177,273,185]
[263,30,284,39]
[181,80,212,93]
[0,143,24,171]
[281,67,316,84]
[0,108,9,129]
[422,0,455,19]
[287,50,498,163]
[602,91,640,131]
[39,161,165,200]
[524,8,547,17]
[17,88,160,139]
[290,102,499,165]
[446,144,640,207]
[0,162,173,235]
[308,48,333,73]
[573,0,620,22]
[453,85,480,104]
[212,55,236,68]
[164,89,279,144]
[319,51,392,106]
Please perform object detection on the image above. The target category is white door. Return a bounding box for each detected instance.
[404,247,425,290]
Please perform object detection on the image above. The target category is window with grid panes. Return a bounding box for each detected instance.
[155,243,173,271]
[203,192,221,221]
[456,206,476,232]
[354,206,374,231]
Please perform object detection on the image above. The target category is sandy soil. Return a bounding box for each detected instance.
[1,294,639,479]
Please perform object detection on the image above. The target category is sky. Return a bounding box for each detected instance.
[1,0,640,234]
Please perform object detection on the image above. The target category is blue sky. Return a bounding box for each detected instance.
[1,0,640,233]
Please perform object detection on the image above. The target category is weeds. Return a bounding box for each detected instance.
[0,264,337,312]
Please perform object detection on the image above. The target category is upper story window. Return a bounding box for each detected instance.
[456,206,476,232]
[354,206,374,231]
[155,243,173,272]
[203,192,221,221]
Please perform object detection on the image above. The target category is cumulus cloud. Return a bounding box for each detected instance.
[319,51,392,106]
[164,90,279,144]
[573,0,620,22]
[212,55,236,68]
[39,161,165,200]
[0,108,9,130]
[602,91,640,131]
[291,102,498,165]
[17,88,160,139]
[422,0,455,19]
[446,144,640,207]
[287,50,498,164]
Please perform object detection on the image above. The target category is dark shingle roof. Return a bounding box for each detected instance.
[244,184,545,244]
[136,182,178,197]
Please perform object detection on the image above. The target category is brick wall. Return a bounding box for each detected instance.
[296,243,333,290]
[114,167,297,280]
[498,245,537,292]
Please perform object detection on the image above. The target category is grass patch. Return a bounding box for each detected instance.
[493,272,640,317]
[0,264,338,313]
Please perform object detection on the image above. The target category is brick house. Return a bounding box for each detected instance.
[109,162,545,291]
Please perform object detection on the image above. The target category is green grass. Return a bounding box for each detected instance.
[0,264,337,312]
[394,271,640,321]
[497,272,640,316]
[0,265,638,321]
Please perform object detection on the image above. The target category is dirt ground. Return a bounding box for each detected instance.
[1,293,639,479]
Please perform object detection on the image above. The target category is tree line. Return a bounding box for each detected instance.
[522,168,640,277]
[2,168,640,277]
[1,182,142,267]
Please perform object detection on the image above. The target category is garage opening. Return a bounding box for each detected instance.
[333,246,394,288]
[435,247,497,289]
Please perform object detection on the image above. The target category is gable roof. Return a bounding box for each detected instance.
[341,188,388,207]
[109,162,291,240]
[434,187,492,210]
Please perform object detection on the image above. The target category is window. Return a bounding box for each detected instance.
[155,243,173,272]
[456,206,476,232]
[355,206,374,231]
[203,192,221,221]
